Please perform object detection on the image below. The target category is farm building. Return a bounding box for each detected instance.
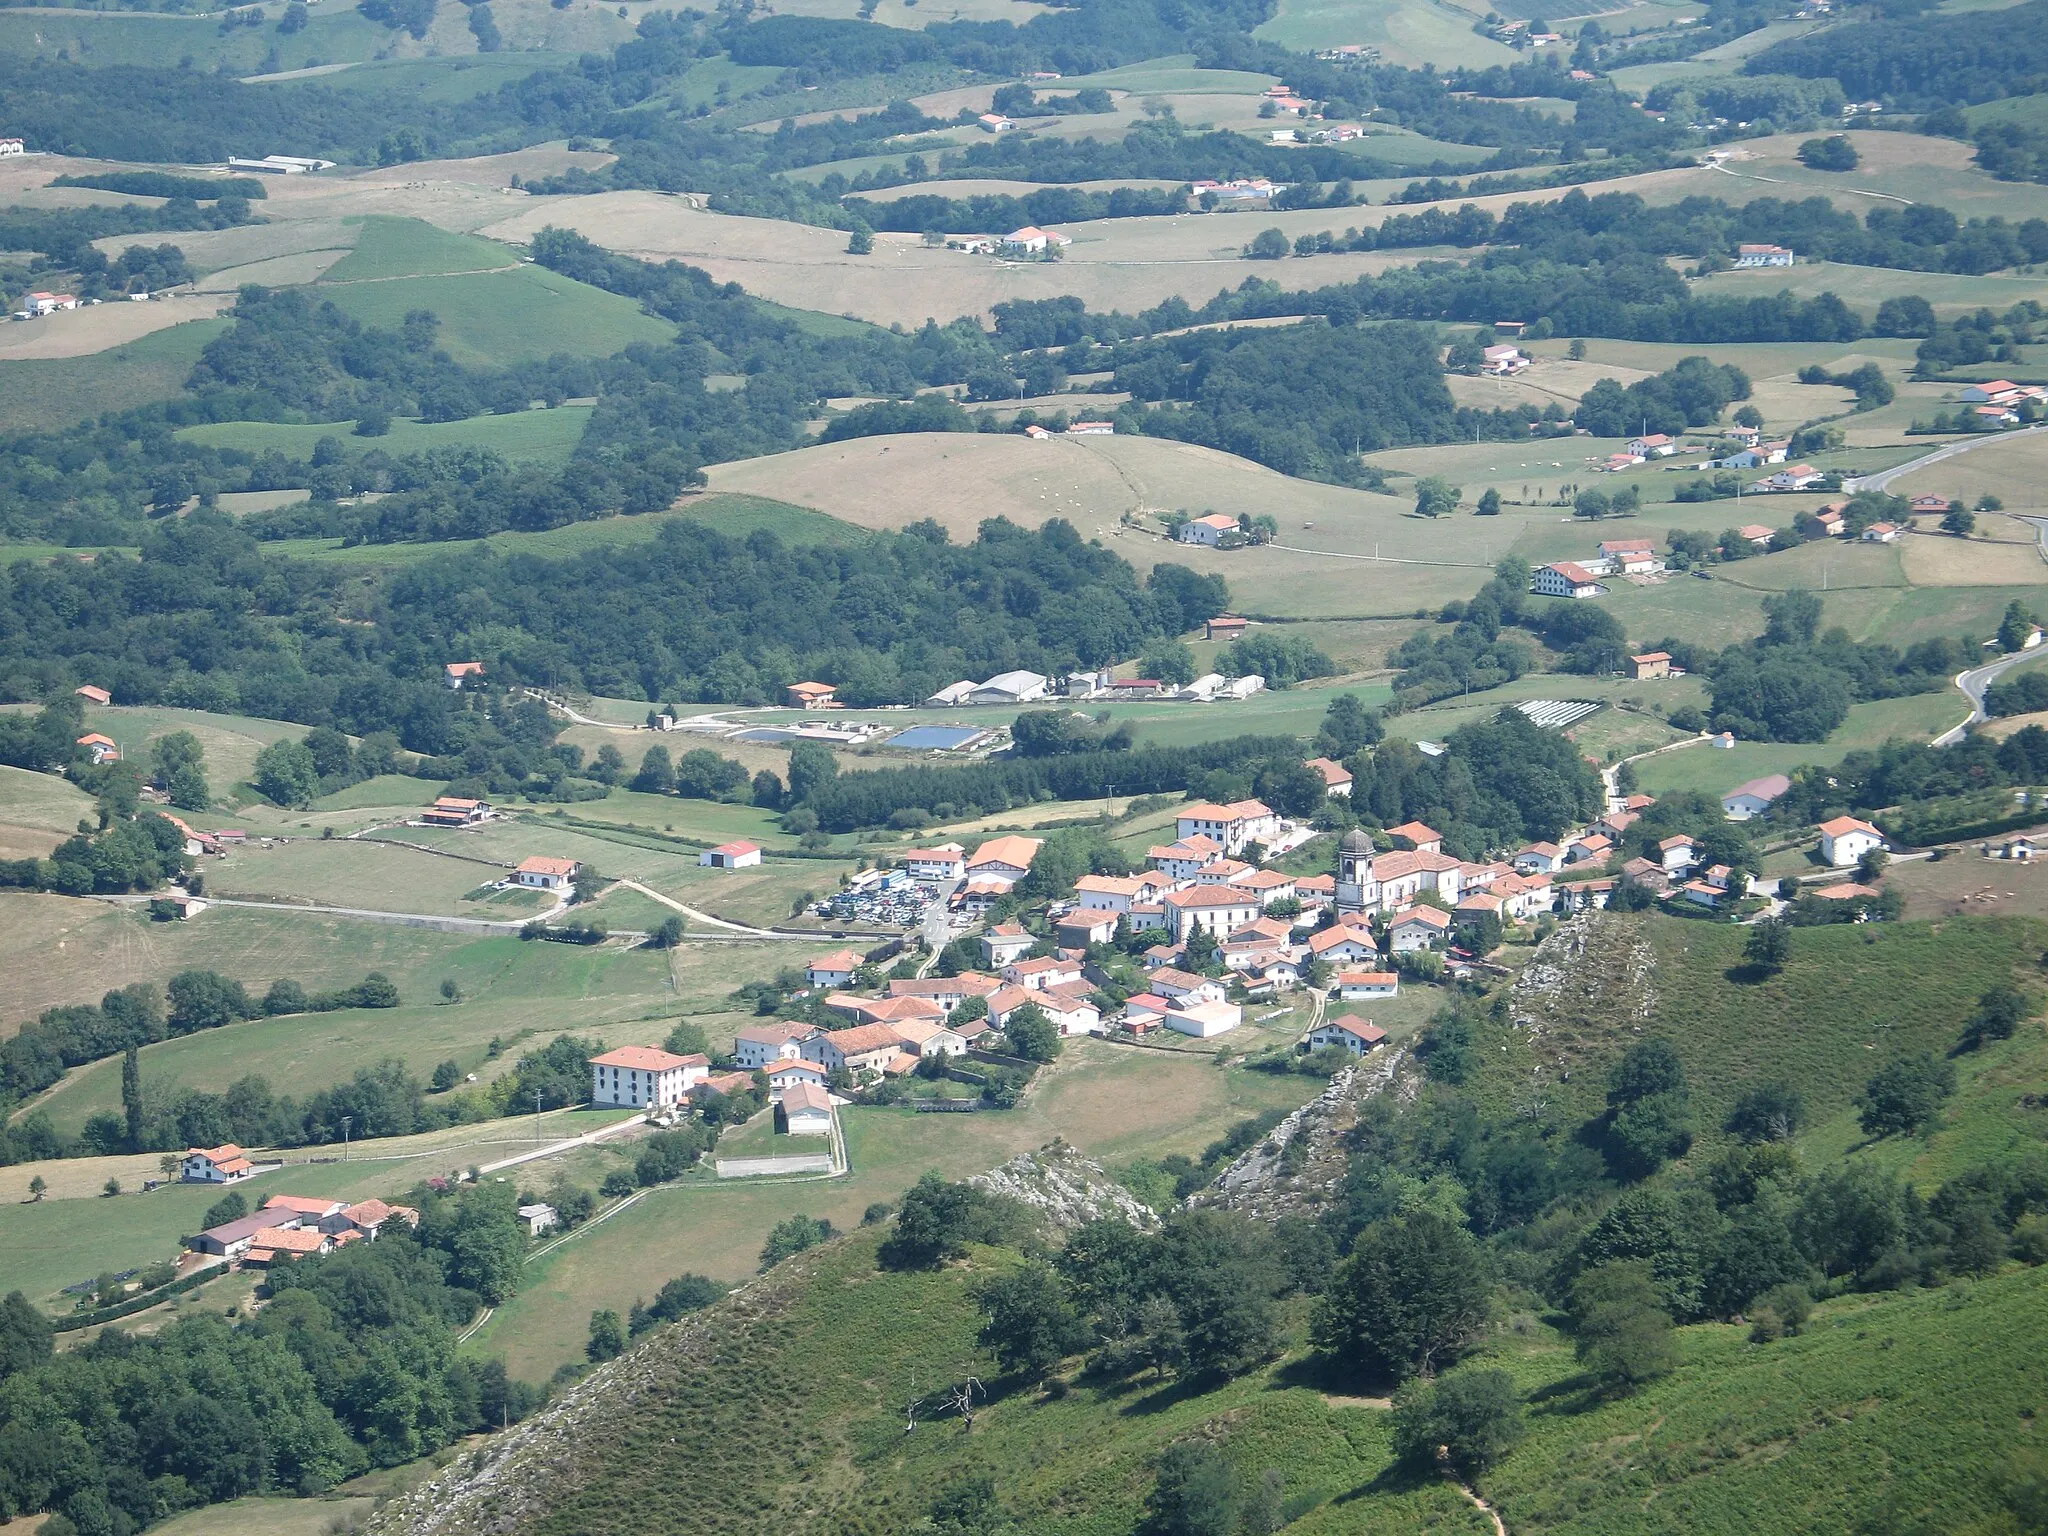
[1531,562,1603,599]
[777,1082,834,1135]
[700,840,762,869]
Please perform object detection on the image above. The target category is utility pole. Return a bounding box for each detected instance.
[534,1090,544,1144]
[340,1115,351,1162]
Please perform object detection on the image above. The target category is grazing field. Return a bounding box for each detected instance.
[1892,432,2048,517]
[1628,692,1965,796]
[1691,130,2048,223]
[0,765,97,860]
[178,405,593,468]
[269,494,859,569]
[24,703,308,806]
[148,1496,378,1536]
[314,262,676,368]
[266,52,581,102]
[1889,846,2048,923]
[0,1106,636,1304]
[23,929,739,1138]
[1253,0,1522,68]
[1688,257,2048,320]
[470,1037,1321,1381]
[0,317,229,434]
[848,177,1191,203]
[318,215,523,282]
[206,836,516,915]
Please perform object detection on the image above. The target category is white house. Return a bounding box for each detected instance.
[1307,924,1380,966]
[1148,835,1223,881]
[1658,835,1696,874]
[1176,799,1280,856]
[1333,969,1399,1000]
[1148,967,1227,1006]
[1514,842,1567,875]
[777,1081,834,1135]
[0,140,23,157]
[1065,420,1114,436]
[1861,522,1901,543]
[1004,226,1072,254]
[1733,243,1795,267]
[978,113,1015,132]
[1178,513,1242,547]
[1597,537,1661,573]
[806,949,861,990]
[802,1023,905,1076]
[1483,344,1529,375]
[699,840,761,869]
[182,1144,256,1184]
[1531,562,1604,599]
[1758,464,1823,492]
[1163,885,1262,942]
[1307,756,1353,797]
[443,661,484,689]
[1722,773,1791,820]
[734,1021,817,1069]
[1072,873,1157,914]
[513,855,580,892]
[980,922,1036,967]
[1819,815,1886,867]
[1388,907,1452,952]
[1306,1014,1387,1055]
[589,1045,710,1108]
[1004,954,1083,991]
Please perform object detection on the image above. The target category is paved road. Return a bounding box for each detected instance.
[613,877,804,939]
[1935,650,2040,746]
[1844,424,2048,494]
[99,892,571,935]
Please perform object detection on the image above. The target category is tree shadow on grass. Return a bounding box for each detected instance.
[1526,1368,1621,1417]
[1265,1352,1395,1400]
[1117,1373,1226,1417]
[1724,961,1778,986]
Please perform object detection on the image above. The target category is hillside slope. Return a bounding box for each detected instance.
[370,1224,2048,1536]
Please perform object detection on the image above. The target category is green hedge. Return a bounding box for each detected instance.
[53,1263,221,1332]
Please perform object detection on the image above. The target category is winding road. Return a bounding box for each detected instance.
[1843,424,2047,495]
[1935,649,2041,747]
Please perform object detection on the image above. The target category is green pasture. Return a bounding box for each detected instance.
[1254,0,1521,68]
[24,928,746,1137]
[318,216,523,284]
[266,495,852,569]
[0,1106,634,1305]
[53,704,307,805]
[278,53,579,102]
[179,405,592,468]
[1055,55,1279,93]
[207,836,514,914]
[1627,691,1965,796]
[314,264,674,368]
[0,318,229,436]
[0,4,392,72]
[0,764,99,839]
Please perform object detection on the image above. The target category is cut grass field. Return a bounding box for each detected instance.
[0,763,98,860]
[24,702,309,807]
[1254,0,1522,68]
[178,405,593,468]
[0,316,229,434]
[315,262,675,368]
[469,1036,1322,1380]
[319,215,524,283]
[0,1106,636,1305]
[267,494,861,568]
[206,836,518,915]
[1889,846,2048,923]
[1628,691,1965,796]
[22,925,761,1139]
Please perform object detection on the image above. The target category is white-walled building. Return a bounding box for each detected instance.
[1819,815,1886,867]
[1306,1014,1387,1054]
[589,1046,711,1109]
[182,1144,256,1183]
[514,856,580,891]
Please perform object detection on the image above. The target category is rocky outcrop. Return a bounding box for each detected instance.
[973,1140,1158,1230]
[1191,1047,1406,1221]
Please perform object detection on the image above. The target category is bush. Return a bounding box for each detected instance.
[1858,1052,1956,1137]
[1390,1368,1525,1477]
